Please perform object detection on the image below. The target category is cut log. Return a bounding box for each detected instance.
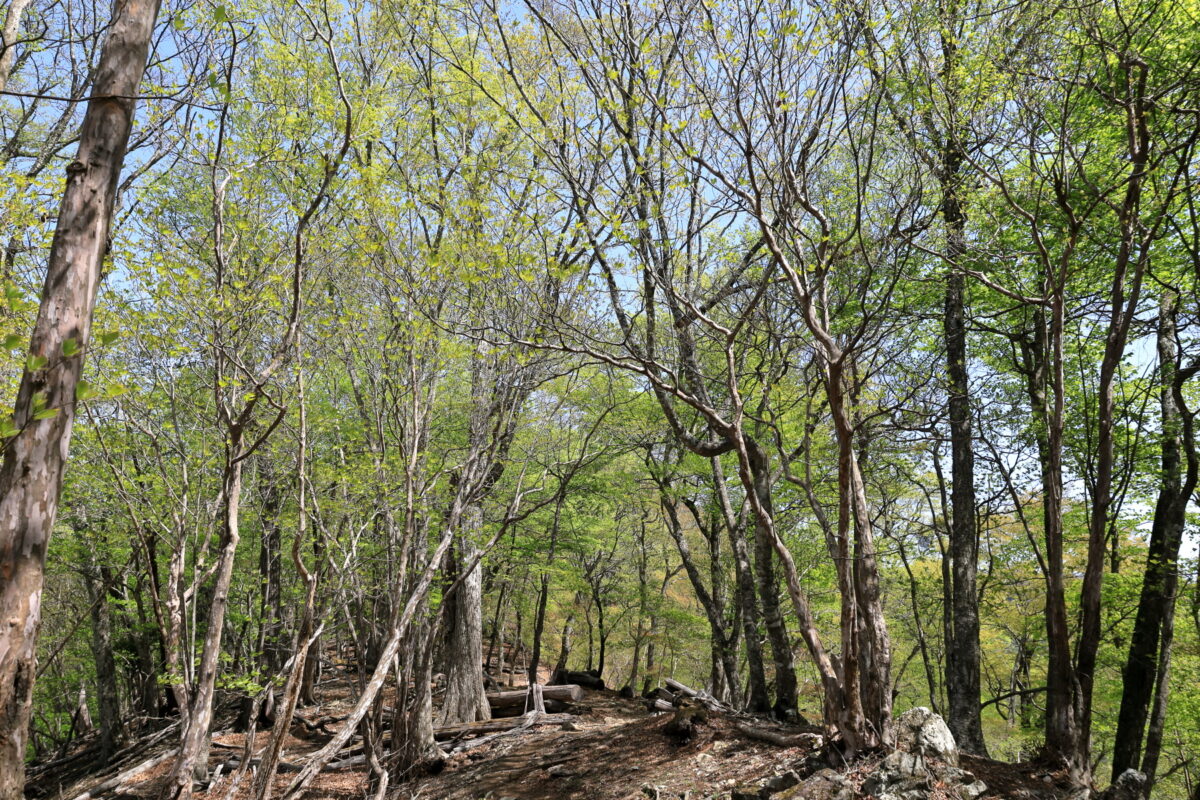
[665,678,732,713]
[486,684,584,713]
[663,699,708,742]
[433,713,575,741]
[647,698,674,712]
[550,669,605,690]
[651,687,676,704]
[491,698,569,717]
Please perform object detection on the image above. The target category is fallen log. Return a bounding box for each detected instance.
[665,678,732,712]
[550,669,605,690]
[651,687,676,704]
[491,698,569,717]
[733,721,823,748]
[68,748,178,800]
[487,684,584,713]
[433,713,576,741]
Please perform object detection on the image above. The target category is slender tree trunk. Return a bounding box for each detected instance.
[1113,291,1197,778]
[84,558,122,763]
[392,623,441,779]
[748,461,799,720]
[554,602,576,675]
[161,455,245,799]
[0,0,32,97]
[529,497,564,688]
[1077,63,1151,755]
[936,0,988,756]
[1025,297,1086,779]
[712,459,770,712]
[0,3,161,795]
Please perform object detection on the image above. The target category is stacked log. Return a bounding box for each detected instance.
[485,684,584,717]
[641,678,734,714]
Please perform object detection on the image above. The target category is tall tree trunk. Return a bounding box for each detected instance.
[439,505,490,724]
[940,19,987,755]
[1023,297,1085,779]
[1112,291,1197,778]
[529,497,564,688]
[554,602,576,675]
[0,3,161,796]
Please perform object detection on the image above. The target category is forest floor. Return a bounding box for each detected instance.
[34,666,1080,800]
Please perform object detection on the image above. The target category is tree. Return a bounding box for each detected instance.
[0,3,160,796]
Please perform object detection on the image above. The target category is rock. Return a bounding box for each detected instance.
[764,771,801,793]
[730,770,800,799]
[960,780,988,799]
[863,751,929,798]
[892,707,959,767]
[547,764,571,778]
[776,768,855,800]
[796,733,825,749]
[560,720,581,731]
[1099,769,1148,800]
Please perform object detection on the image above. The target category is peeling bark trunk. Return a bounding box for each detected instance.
[0,2,161,796]
[0,0,32,98]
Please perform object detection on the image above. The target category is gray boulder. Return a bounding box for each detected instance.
[1099,769,1148,800]
[893,707,959,767]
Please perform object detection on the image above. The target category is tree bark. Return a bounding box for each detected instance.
[747,448,799,721]
[1112,291,1197,779]
[939,10,987,753]
[0,0,32,98]
[712,460,770,713]
[439,505,490,725]
[84,554,121,763]
[0,2,161,796]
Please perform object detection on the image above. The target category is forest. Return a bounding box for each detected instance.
[1,0,1199,798]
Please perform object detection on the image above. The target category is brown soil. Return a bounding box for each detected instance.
[35,664,1077,800]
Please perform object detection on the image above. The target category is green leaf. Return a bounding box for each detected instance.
[213,5,228,24]
[3,334,20,350]
[32,408,58,421]
[62,338,80,357]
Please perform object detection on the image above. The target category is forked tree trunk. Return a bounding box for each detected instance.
[160,454,245,799]
[0,3,161,796]
[1113,291,1197,779]
[392,625,441,780]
